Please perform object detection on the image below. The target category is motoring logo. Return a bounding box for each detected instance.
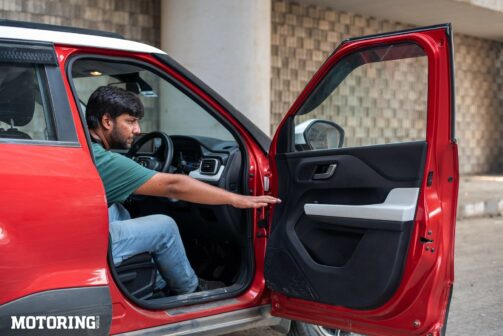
[11,315,100,330]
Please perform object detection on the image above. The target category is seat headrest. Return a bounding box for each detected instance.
[0,128,31,140]
[0,68,36,127]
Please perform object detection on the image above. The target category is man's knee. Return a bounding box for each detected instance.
[150,215,179,237]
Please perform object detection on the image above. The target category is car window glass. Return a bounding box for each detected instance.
[71,59,235,142]
[294,42,428,151]
[0,64,56,141]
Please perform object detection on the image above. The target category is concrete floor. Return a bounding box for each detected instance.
[448,217,503,336]
[227,217,503,336]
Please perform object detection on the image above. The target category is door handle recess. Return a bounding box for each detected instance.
[313,163,337,180]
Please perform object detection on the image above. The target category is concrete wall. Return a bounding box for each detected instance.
[160,0,272,135]
[271,0,503,174]
[457,0,503,12]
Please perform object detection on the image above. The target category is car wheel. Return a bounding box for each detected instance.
[288,321,356,336]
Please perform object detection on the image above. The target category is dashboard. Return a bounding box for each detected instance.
[134,134,240,185]
[129,133,244,241]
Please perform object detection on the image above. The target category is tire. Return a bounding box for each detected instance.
[288,321,355,336]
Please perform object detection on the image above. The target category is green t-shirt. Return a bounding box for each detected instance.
[92,142,156,204]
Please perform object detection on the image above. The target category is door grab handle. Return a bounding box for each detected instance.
[313,163,337,180]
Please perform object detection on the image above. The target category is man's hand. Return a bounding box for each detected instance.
[230,194,282,209]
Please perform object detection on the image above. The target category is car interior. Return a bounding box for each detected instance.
[0,64,56,142]
[69,57,254,308]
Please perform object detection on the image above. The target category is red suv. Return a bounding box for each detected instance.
[0,20,458,336]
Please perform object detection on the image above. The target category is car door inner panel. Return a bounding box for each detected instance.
[265,140,426,309]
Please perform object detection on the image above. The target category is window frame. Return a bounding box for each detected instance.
[66,54,247,152]
[0,41,79,147]
[290,41,430,152]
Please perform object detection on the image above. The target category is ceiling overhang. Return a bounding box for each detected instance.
[293,0,503,41]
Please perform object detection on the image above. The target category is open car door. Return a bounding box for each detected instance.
[265,24,458,336]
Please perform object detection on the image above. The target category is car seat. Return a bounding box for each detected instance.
[0,67,36,140]
[107,234,157,300]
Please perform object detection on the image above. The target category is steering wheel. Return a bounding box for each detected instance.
[128,131,173,173]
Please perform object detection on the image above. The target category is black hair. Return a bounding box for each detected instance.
[85,86,144,130]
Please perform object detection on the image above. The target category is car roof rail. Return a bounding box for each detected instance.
[0,19,125,40]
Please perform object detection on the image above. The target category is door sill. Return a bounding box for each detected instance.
[115,305,282,336]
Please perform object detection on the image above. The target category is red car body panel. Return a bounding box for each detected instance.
[0,144,109,304]
[268,26,458,336]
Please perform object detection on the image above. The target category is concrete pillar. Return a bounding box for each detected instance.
[160,0,271,135]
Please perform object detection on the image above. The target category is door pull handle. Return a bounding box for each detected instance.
[312,163,337,180]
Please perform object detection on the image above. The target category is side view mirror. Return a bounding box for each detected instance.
[294,119,345,151]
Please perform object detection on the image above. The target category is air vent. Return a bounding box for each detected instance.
[200,158,220,175]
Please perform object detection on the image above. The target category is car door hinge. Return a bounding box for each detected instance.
[427,171,434,186]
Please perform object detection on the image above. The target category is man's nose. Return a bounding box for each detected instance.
[133,123,141,134]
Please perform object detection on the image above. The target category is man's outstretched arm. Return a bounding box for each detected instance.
[135,173,280,208]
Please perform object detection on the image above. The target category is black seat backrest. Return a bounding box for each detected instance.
[0,67,36,140]
[0,128,31,139]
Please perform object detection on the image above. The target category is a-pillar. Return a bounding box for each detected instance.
[160,0,271,135]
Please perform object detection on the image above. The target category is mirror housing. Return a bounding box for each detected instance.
[294,119,345,151]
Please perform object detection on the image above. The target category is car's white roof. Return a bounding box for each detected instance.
[0,25,166,54]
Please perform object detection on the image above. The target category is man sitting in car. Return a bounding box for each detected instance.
[86,86,280,294]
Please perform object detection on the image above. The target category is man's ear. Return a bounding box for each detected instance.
[101,113,114,131]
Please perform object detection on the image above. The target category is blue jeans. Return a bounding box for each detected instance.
[108,203,198,294]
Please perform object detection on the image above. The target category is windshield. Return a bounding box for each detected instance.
[71,58,236,142]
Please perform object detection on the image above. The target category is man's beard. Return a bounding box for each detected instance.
[109,126,131,150]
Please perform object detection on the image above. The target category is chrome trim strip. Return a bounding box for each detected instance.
[304,188,420,222]
[166,298,241,316]
[0,139,81,147]
[116,305,281,336]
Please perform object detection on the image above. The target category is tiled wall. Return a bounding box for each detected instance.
[272,0,503,174]
[0,0,160,46]
[454,34,503,173]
